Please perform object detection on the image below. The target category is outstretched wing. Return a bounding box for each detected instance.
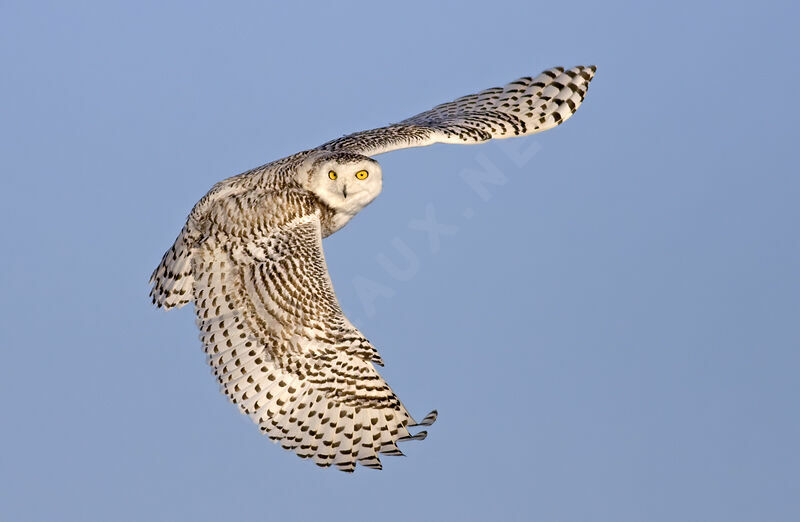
[319,65,596,157]
[193,212,434,472]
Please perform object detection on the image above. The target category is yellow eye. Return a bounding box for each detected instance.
[355,170,369,180]
[328,170,337,180]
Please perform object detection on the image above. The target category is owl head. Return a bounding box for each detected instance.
[298,151,383,215]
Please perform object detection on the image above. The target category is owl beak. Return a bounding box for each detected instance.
[342,185,348,199]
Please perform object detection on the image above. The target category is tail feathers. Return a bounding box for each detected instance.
[150,228,195,309]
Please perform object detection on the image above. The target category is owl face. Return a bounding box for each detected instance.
[301,152,383,215]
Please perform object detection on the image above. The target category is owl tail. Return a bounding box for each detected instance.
[150,226,195,309]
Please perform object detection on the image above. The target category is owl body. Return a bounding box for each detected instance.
[151,65,597,471]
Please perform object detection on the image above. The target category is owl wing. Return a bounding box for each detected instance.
[318,65,596,157]
[194,212,435,472]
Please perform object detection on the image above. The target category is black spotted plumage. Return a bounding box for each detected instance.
[150,65,596,472]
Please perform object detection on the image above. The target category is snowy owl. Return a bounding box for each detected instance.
[151,65,597,471]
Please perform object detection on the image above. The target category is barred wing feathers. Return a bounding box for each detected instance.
[193,213,434,471]
[319,65,596,156]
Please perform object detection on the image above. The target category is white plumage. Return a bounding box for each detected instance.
[151,65,596,471]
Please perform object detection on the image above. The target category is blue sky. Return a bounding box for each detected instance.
[1,1,798,521]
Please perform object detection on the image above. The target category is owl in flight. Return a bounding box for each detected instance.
[151,65,596,471]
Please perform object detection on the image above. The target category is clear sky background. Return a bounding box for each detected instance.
[1,1,798,521]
